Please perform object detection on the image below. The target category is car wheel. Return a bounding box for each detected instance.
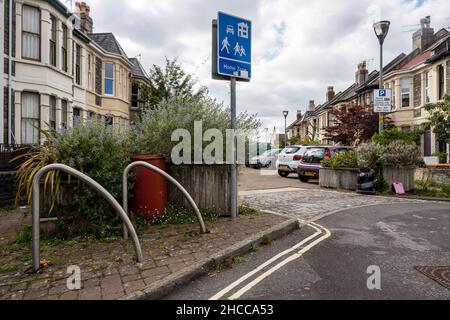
[299,176,310,183]
[278,171,289,178]
[265,161,272,168]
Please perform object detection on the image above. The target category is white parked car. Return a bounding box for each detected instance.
[249,149,282,169]
[277,145,313,177]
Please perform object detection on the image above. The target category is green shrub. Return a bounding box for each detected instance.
[53,124,131,238]
[372,128,422,146]
[322,151,358,169]
[356,142,385,169]
[384,141,423,168]
[129,96,260,160]
[433,152,448,164]
[16,123,131,239]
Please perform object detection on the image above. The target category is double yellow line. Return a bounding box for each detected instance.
[210,221,331,300]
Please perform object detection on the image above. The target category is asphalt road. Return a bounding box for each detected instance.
[163,202,450,300]
[238,167,320,192]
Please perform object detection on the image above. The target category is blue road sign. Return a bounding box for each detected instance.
[217,12,252,80]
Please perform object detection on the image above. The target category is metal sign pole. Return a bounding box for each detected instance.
[379,43,384,133]
[230,77,238,219]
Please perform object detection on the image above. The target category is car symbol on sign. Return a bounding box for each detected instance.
[226,25,235,35]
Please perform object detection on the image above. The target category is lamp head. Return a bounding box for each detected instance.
[283,111,289,118]
[373,20,391,45]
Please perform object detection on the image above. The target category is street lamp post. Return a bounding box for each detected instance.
[283,111,289,147]
[373,20,391,133]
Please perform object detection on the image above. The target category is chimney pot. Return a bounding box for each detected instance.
[327,86,335,102]
[355,62,368,85]
[413,16,434,52]
[309,100,315,111]
[75,1,93,33]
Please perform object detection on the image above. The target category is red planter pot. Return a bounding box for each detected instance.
[129,155,167,222]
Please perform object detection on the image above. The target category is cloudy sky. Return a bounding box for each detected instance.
[82,0,449,138]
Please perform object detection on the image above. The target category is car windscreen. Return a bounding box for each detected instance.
[302,148,326,164]
[283,147,301,154]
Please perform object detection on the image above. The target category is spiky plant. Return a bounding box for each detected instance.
[14,127,60,212]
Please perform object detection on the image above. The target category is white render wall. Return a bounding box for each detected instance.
[1,0,5,144]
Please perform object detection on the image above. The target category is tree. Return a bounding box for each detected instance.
[141,57,208,110]
[424,93,450,144]
[324,104,380,146]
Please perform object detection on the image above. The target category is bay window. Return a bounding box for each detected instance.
[104,62,115,95]
[50,15,57,67]
[391,81,396,109]
[49,96,56,130]
[131,82,139,108]
[424,72,430,104]
[61,100,68,130]
[438,65,445,100]
[88,54,92,90]
[21,93,40,144]
[75,44,81,85]
[105,115,114,129]
[22,5,41,60]
[401,78,411,108]
[73,108,81,127]
[62,24,68,72]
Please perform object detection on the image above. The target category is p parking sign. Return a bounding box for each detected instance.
[374,89,392,113]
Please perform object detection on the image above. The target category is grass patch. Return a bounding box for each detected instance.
[0,262,21,273]
[413,184,450,198]
[213,256,247,272]
[155,206,219,225]
[250,243,259,253]
[0,205,17,216]
[261,235,272,246]
[239,205,260,216]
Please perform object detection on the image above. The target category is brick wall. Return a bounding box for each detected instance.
[416,167,450,186]
[413,74,422,108]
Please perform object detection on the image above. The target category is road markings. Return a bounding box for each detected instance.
[210,221,331,300]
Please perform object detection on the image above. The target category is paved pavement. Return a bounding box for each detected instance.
[239,188,428,223]
[164,201,450,300]
[0,213,286,300]
[238,167,319,192]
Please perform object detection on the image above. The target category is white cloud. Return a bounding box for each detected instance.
[87,0,450,135]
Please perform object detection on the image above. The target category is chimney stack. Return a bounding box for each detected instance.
[309,100,315,111]
[75,2,93,34]
[297,110,303,120]
[355,62,368,86]
[413,16,434,52]
[326,86,335,102]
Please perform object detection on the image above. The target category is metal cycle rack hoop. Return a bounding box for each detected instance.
[122,161,208,239]
[31,164,144,273]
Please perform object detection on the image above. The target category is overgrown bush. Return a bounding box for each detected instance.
[433,152,448,164]
[54,124,131,238]
[129,95,260,160]
[322,151,358,169]
[356,142,385,169]
[384,141,423,168]
[372,128,421,146]
[16,124,131,239]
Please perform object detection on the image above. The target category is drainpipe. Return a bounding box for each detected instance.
[7,0,13,145]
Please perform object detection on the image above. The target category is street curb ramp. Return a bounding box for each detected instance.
[120,218,299,300]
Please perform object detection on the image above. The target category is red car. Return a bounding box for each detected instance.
[297,146,353,183]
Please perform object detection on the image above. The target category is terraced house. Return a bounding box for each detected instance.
[383,17,450,159]
[1,0,149,145]
[289,17,450,161]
